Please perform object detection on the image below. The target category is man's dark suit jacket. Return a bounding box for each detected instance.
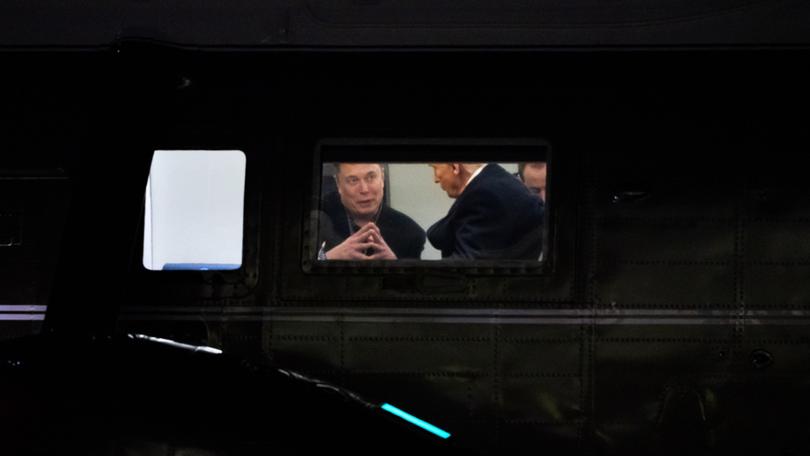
[318,191,426,259]
[427,164,545,260]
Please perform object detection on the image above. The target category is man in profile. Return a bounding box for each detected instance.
[427,163,544,260]
[318,163,425,260]
[518,161,547,202]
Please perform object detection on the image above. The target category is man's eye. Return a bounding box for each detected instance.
[347,177,359,185]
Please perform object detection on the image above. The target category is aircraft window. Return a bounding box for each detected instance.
[142,150,246,271]
[314,158,548,264]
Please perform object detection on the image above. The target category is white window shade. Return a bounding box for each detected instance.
[143,150,246,271]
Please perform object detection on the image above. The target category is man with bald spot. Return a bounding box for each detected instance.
[318,163,425,260]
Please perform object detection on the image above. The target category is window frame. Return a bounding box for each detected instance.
[302,138,553,275]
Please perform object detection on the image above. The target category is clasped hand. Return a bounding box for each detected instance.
[325,223,397,260]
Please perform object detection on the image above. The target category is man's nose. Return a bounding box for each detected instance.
[358,180,369,192]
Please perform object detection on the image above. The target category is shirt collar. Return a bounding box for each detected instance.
[466,164,487,186]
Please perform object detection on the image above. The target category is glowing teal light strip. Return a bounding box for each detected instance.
[381,403,451,439]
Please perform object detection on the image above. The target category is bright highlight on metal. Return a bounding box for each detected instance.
[381,403,451,439]
[129,333,223,354]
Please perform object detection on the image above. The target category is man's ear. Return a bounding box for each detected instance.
[451,163,461,175]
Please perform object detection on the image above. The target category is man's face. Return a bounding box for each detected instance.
[335,163,384,218]
[430,163,464,199]
[522,162,547,202]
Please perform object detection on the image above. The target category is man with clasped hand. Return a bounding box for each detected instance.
[318,163,425,260]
